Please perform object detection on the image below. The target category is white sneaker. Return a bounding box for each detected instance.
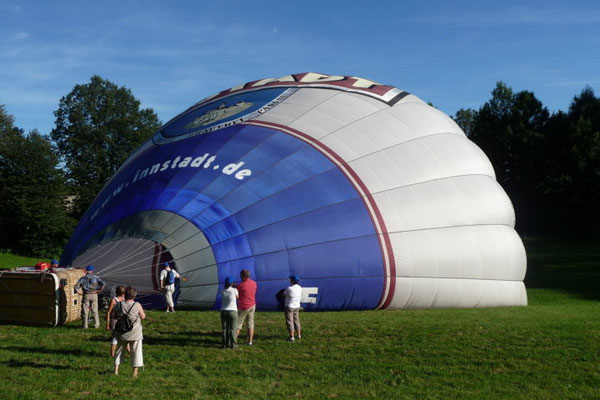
[289,337,295,342]
[248,342,253,346]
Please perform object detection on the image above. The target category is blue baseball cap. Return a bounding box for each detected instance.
[225,277,233,285]
[289,274,300,282]
[51,259,58,264]
[163,262,170,267]
[86,265,95,272]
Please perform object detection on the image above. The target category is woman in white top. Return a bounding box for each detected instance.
[284,275,302,342]
[220,276,239,348]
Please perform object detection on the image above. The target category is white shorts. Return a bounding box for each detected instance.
[115,339,143,368]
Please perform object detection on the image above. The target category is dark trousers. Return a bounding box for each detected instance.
[220,310,238,348]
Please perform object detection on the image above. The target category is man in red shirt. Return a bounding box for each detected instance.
[235,269,257,345]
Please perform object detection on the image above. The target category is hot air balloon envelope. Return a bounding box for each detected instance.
[61,73,527,310]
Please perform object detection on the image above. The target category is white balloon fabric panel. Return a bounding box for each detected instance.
[61,73,527,310]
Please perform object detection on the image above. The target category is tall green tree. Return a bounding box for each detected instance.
[0,105,76,257]
[457,82,551,233]
[0,104,15,133]
[456,82,599,234]
[544,87,600,232]
[50,76,161,218]
[453,108,478,137]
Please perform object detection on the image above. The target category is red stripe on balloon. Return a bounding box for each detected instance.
[244,120,396,309]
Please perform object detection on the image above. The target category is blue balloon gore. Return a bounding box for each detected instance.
[62,122,385,310]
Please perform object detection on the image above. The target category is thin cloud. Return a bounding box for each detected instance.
[0,85,60,107]
[514,9,600,25]
[410,6,600,27]
[12,31,29,41]
[1,2,21,13]
[543,77,600,88]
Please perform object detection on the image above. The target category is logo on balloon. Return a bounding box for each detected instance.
[184,101,253,129]
[301,287,318,304]
[155,87,294,145]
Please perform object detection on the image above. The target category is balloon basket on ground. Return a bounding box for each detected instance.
[0,268,85,327]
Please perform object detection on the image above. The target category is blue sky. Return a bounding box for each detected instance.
[1,0,599,135]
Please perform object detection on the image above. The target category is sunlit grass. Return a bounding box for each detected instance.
[0,252,46,269]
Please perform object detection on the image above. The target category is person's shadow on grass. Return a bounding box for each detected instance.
[3,359,70,370]
[0,345,99,357]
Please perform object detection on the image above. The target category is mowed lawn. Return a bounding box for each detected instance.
[0,237,599,400]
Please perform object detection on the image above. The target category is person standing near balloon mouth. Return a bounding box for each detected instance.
[74,265,106,329]
[220,277,239,348]
[159,262,181,312]
[284,275,302,342]
[235,269,257,346]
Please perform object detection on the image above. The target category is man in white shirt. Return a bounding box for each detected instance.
[159,262,181,312]
[284,275,302,342]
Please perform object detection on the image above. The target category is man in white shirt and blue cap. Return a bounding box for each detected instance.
[159,262,181,312]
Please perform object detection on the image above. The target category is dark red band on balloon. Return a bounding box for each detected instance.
[245,120,396,309]
[151,242,161,291]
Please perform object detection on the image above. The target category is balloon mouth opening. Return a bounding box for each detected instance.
[68,209,221,309]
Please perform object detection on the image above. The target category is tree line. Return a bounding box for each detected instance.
[454,82,599,235]
[1,76,598,257]
[0,76,160,257]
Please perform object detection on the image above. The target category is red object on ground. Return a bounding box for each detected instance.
[35,262,50,270]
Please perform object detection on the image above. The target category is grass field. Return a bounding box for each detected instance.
[0,237,599,399]
[0,252,47,270]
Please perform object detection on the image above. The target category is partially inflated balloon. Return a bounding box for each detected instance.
[61,73,527,310]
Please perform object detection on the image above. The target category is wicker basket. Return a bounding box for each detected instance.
[0,268,85,326]
[55,268,85,324]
